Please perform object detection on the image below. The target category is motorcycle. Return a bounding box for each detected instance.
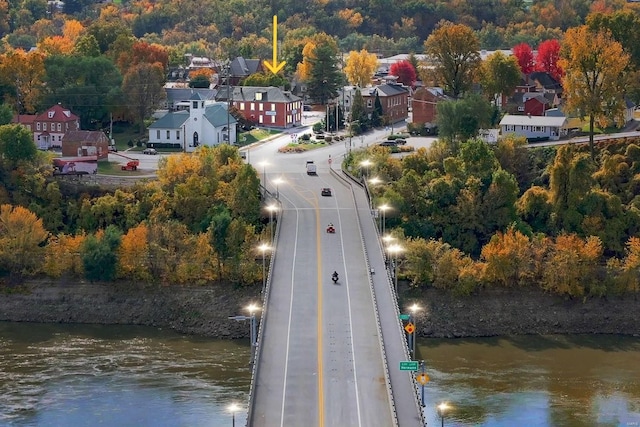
[326,223,335,233]
[331,272,339,283]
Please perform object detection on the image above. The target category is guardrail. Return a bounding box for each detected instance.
[330,167,399,427]
[338,166,425,426]
[245,196,282,426]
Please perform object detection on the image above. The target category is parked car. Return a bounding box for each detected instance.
[303,105,312,111]
[321,188,332,196]
[108,145,118,152]
[143,148,158,155]
[379,140,398,147]
[394,138,407,145]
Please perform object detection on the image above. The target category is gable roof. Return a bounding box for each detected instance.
[362,83,410,97]
[166,88,217,105]
[149,111,189,129]
[232,86,302,103]
[35,104,79,121]
[231,57,262,77]
[500,114,567,127]
[63,130,108,143]
[203,103,237,127]
[528,71,562,91]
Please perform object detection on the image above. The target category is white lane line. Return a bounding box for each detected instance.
[279,195,299,427]
[336,194,363,427]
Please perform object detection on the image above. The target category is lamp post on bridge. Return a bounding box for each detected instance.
[408,303,420,359]
[228,403,240,427]
[259,160,268,191]
[266,204,278,244]
[228,303,260,364]
[437,402,450,427]
[258,243,271,295]
[387,243,403,295]
[378,203,390,236]
[273,177,284,200]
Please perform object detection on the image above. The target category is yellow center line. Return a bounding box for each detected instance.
[315,197,324,427]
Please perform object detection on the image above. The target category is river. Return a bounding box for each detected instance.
[2,323,640,427]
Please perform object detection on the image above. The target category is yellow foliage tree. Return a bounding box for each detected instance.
[296,33,338,81]
[118,224,151,282]
[344,49,378,87]
[63,19,85,42]
[38,35,75,56]
[542,234,603,297]
[0,49,46,114]
[43,233,85,278]
[0,204,49,279]
[560,26,630,159]
[337,9,364,29]
[481,228,536,287]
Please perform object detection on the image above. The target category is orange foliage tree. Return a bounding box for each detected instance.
[118,224,151,282]
[43,233,86,278]
[0,204,49,280]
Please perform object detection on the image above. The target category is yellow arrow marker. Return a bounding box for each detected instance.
[263,15,286,74]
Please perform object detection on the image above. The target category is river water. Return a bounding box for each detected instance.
[2,323,640,427]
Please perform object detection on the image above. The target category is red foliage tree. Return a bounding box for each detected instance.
[535,39,563,81]
[389,60,417,87]
[512,43,535,75]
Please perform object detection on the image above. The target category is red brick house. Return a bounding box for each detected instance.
[411,87,450,126]
[523,93,553,116]
[62,130,109,160]
[33,105,80,150]
[229,86,302,128]
[361,83,410,125]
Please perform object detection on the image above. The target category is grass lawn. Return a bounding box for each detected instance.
[239,128,281,145]
[278,141,328,153]
[98,161,151,176]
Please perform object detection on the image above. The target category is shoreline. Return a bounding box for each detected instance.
[1,280,639,338]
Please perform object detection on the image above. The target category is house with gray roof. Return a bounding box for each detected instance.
[148,93,236,153]
[361,83,410,125]
[499,114,568,141]
[165,88,217,111]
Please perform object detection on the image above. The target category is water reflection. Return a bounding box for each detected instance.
[420,335,640,427]
[0,322,251,427]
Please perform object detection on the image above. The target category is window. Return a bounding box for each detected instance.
[259,103,263,111]
[166,130,170,139]
[37,122,40,130]
[271,104,276,111]
[177,130,181,140]
[251,103,255,110]
[367,99,372,108]
[43,123,47,131]
[156,130,160,139]
[240,102,245,110]
[505,125,515,131]
[58,136,62,141]
[256,92,263,101]
[57,123,61,131]
[48,111,54,118]
[192,101,198,109]
[271,115,275,124]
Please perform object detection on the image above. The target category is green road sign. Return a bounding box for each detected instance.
[399,361,419,371]
[399,314,410,321]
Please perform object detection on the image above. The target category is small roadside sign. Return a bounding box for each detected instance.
[404,322,415,334]
[416,373,429,384]
[400,361,419,371]
[399,314,410,321]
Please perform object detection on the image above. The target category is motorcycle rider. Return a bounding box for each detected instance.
[332,271,339,281]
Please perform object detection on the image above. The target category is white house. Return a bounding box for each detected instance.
[499,114,568,141]
[148,93,236,153]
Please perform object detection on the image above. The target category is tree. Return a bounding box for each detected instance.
[242,72,288,88]
[74,35,101,57]
[350,88,369,133]
[535,39,563,81]
[304,43,342,105]
[42,55,123,129]
[389,60,417,87]
[436,94,493,150]
[116,41,169,75]
[559,26,630,159]
[0,204,48,280]
[424,21,480,98]
[0,49,46,114]
[0,104,12,125]
[122,62,166,133]
[344,49,378,87]
[0,124,37,167]
[512,42,535,74]
[479,51,521,105]
[81,226,122,282]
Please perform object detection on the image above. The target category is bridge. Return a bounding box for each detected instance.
[242,132,424,427]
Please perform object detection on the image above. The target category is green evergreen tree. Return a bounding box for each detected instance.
[350,88,369,133]
[306,44,342,105]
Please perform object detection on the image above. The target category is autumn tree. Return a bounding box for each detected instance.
[81,225,122,282]
[0,124,37,168]
[559,26,630,159]
[122,62,166,133]
[0,204,48,280]
[74,34,101,57]
[512,42,535,74]
[43,233,85,278]
[424,21,480,98]
[116,41,169,75]
[389,60,417,87]
[534,40,562,81]
[118,223,151,282]
[344,49,378,87]
[0,49,45,114]
[479,51,521,105]
[481,228,536,287]
[38,35,75,56]
[298,34,342,105]
[436,94,493,150]
[242,72,288,88]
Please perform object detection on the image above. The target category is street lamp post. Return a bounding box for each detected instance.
[378,203,390,236]
[387,243,402,295]
[360,159,372,179]
[408,303,420,359]
[437,402,450,427]
[228,303,260,364]
[266,204,277,244]
[273,177,283,200]
[259,161,268,191]
[228,403,240,427]
[258,243,270,295]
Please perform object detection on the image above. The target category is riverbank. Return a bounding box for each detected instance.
[1,280,639,338]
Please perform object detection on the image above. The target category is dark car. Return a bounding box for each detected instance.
[303,105,312,111]
[394,138,407,145]
[321,188,332,196]
[379,140,398,147]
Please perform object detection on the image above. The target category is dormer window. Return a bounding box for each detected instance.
[255,92,263,101]
[48,111,54,118]
[192,101,198,109]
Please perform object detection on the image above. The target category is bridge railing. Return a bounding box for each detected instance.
[245,195,282,426]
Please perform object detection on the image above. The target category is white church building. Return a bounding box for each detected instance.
[148,92,237,153]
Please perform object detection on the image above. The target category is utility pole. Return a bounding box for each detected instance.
[226,61,232,144]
